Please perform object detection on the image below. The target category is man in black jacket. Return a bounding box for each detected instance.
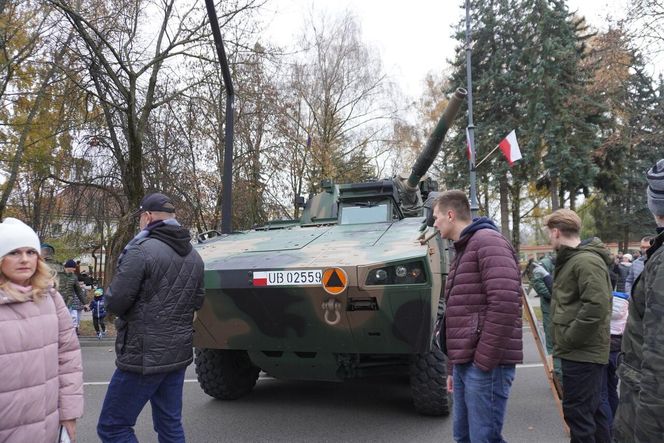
[97,193,205,443]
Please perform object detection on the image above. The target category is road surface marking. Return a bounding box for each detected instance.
[84,366,542,386]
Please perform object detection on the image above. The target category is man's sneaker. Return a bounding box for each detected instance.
[97,332,103,340]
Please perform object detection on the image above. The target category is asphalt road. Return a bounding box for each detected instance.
[77,323,567,443]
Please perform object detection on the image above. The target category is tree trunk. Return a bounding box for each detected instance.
[510,183,521,252]
[499,175,510,239]
[622,185,632,249]
[483,180,489,217]
[104,134,144,283]
[550,173,560,210]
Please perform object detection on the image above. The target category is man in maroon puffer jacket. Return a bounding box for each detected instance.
[433,190,523,443]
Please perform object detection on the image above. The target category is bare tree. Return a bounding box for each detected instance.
[285,10,395,193]
[627,0,664,56]
[46,0,260,273]
[0,3,76,218]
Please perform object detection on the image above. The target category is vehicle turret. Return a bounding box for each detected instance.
[301,87,467,223]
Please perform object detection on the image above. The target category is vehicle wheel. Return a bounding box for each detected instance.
[409,346,451,416]
[195,348,260,400]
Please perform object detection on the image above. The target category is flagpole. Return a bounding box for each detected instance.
[475,144,500,168]
[465,0,479,218]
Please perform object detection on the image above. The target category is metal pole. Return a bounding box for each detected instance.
[465,0,479,218]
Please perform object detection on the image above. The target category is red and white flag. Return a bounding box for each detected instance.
[466,127,474,165]
[498,130,522,166]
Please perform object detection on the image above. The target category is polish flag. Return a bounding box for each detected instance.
[466,127,474,165]
[252,271,268,286]
[498,130,522,166]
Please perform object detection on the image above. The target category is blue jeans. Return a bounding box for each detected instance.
[453,362,516,443]
[97,367,187,443]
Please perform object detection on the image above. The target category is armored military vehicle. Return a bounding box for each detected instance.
[193,88,466,416]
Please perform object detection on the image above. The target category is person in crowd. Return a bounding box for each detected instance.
[530,253,562,385]
[614,159,664,441]
[539,254,562,384]
[97,193,205,443]
[614,253,632,292]
[0,218,83,442]
[433,190,522,443]
[545,209,612,443]
[89,287,107,339]
[527,257,554,352]
[64,259,88,335]
[624,236,653,294]
[79,270,94,290]
[41,243,63,273]
[605,289,629,424]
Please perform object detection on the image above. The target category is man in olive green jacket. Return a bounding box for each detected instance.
[545,209,612,443]
[614,159,664,442]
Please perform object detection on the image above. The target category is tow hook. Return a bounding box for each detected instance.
[322,299,342,325]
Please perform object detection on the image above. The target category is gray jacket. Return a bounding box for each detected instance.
[624,256,644,294]
[107,221,205,374]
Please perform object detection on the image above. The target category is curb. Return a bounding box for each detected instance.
[78,337,115,348]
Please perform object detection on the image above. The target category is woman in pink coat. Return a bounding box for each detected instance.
[0,218,84,442]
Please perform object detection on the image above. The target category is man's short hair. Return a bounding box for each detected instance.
[641,235,654,244]
[434,190,471,222]
[544,209,582,236]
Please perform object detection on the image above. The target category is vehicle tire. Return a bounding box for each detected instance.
[195,348,260,400]
[409,346,451,416]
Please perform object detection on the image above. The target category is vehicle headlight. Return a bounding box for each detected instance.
[395,265,407,278]
[374,269,388,281]
[365,261,427,285]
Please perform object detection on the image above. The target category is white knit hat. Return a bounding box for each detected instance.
[0,218,41,258]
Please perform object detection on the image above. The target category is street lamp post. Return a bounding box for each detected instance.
[465,0,479,218]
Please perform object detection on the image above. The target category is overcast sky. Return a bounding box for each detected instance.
[260,0,634,99]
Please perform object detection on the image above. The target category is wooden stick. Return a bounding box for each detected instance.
[522,288,569,436]
[475,144,500,168]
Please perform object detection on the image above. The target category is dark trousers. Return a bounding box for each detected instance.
[561,359,611,443]
[97,367,187,443]
[93,315,106,333]
[607,350,620,418]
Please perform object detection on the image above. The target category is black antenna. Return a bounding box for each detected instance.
[205,0,234,234]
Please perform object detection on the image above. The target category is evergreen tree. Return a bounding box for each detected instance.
[592,55,663,245]
[441,0,599,251]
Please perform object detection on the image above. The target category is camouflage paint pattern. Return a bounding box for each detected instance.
[193,198,448,380]
[196,219,441,323]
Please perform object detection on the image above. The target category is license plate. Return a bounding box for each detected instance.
[252,270,323,287]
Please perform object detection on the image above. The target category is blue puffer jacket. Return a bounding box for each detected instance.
[106,221,205,375]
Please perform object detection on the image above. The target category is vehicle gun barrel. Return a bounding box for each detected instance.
[406,88,467,190]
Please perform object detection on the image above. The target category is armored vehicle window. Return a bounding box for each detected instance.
[340,203,390,224]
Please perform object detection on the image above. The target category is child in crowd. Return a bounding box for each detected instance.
[89,287,107,339]
[606,290,630,421]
